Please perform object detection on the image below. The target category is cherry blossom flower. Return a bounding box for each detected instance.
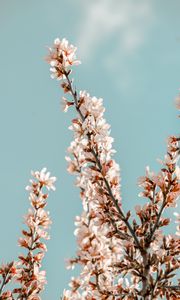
[46,38,81,80]
[29,167,56,191]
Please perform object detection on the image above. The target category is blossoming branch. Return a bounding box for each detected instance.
[46,38,180,300]
[0,37,179,300]
[0,168,56,300]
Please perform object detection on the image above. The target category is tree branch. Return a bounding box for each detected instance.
[64,71,142,252]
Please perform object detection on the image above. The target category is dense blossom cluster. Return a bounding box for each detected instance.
[63,91,125,299]
[0,168,56,300]
[47,38,180,300]
[46,38,81,81]
[0,37,179,300]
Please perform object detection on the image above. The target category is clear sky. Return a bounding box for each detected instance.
[0,1,179,299]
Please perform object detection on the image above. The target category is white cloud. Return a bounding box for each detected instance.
[76,0,154,62]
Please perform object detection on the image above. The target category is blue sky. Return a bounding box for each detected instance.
[0,1,179,299]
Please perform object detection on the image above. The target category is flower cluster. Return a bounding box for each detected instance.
[62,91,127,298]
[47,37,180,299]
[15,168,56,299]
[0,168,56,300]
[46,38,81,81]
[1,37,179,300]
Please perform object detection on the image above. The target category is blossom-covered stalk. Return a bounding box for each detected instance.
[14,168,56,300]
[136,135,180,299]
[0,168,56,300]
[47,38,180,299]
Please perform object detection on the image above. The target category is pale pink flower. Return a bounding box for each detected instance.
[61,97,74,112]
[175,165,180,179]
[31,167,56,191]
[174,212,180,236]
[47,38,81,81]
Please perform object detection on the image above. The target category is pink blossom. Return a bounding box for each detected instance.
[30,167,56,191]
[46,38,81,81]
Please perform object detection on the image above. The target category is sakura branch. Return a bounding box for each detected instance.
[15,168,56,299]
[47,38,180,299]
[0,168,56,300]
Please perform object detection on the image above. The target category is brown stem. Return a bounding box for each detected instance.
[94,269,113,299]
[141,251,150,300]
[141,191,170,297]
[150,271,159,300]
[164,285,180,290]
[0,275,6,296]
[107,211,131,240]
[147,186,171,246]
[0,267,12,298]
